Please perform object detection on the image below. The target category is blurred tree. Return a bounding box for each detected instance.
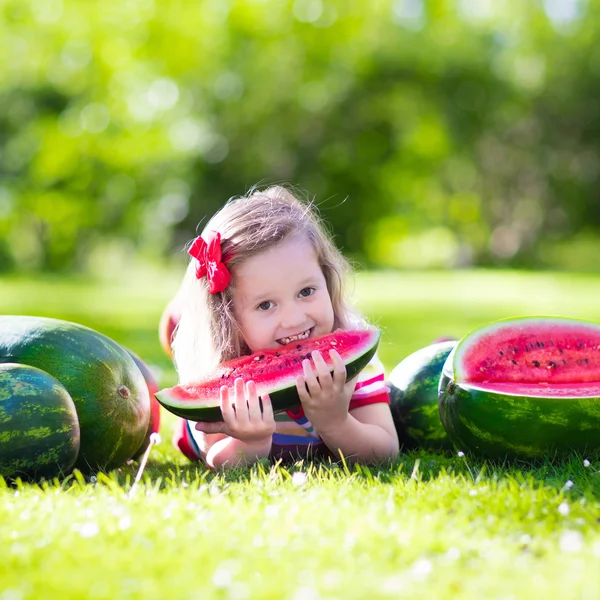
[1,0,600,273]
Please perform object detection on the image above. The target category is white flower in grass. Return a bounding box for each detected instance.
[411,559,433,580]
[457,451,465,457]
[446,547,461,560]
[558,502,570,516]
[562,479,574,491]
[212,560,238,588]
[292,587,321,600]
[583,459,591,468]
[118,516,131,530]
[79,521,99,538]
[559,530,584,553]
[519,534,532,545]
[381,576,405,593]
[292,471,308,486]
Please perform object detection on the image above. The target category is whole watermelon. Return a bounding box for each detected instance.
[0,363,80,480]
[388,340,457,450]
[0,316,150,472]
[126,348,161,460]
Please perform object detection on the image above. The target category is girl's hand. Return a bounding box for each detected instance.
[296,349,358,436]
[195,378,276,444]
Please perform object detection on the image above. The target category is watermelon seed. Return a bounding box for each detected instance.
[118,386,131,398]
[499,351,504,356]
[511,359,517,365]
[548,361,557,368]
[533,360,540,367]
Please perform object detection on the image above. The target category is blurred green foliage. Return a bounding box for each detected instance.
[1,0,600,273]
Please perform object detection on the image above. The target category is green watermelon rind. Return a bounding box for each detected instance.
[0,363,80,480]
[0,316,150,472]
[439,316,600,458]
[156,329,381,422]
[388,340,456,450]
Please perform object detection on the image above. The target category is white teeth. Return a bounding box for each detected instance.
[279,329,310,345]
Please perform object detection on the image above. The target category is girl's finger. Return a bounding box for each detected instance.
[261,393,274,423]
[194,421,229,435]
[246,380,262,422]
[296,375,310,401]
[220,385,235,423]
[329,349,347,388]
[302,358,321,394]
[233,377,249,423]
[312,350,333,390]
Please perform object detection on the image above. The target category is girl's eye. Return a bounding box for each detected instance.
[257,301,273,311]
[299,287,315,298]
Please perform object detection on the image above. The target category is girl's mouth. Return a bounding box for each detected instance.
[277,328,312,345]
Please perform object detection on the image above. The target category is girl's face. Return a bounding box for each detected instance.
[231,235,335,353]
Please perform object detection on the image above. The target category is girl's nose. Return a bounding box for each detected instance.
[280,303,305,330]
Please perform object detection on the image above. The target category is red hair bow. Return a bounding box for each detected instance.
[188,232,231,294]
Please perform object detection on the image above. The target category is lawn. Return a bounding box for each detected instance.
[1,269,599,599]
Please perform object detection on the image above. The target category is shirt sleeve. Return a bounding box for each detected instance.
[349,352,390,410]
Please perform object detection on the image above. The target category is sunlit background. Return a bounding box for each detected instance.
[1,0,599,276]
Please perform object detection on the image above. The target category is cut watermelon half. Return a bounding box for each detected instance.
[439,316,600,458]
[156,329,380,421]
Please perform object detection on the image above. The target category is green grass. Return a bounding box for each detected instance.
[1,269,600,599]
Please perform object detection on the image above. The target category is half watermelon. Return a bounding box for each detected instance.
[156,329,380,421]
[439,316,600,458]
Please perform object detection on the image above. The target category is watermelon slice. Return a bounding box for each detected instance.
[156,329,380,421]
[439,316,600,458]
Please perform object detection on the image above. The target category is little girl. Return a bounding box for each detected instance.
[170,186,399,469]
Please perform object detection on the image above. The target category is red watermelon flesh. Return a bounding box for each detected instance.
[156,329,380,421]
[452,316,600,397]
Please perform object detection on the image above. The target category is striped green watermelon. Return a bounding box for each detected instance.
[439,316,600,458]
[0,316,150,472]
[388,340,456,450]
[0,363,80,480]
[157,329,380,421]
[126,348,161,460]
